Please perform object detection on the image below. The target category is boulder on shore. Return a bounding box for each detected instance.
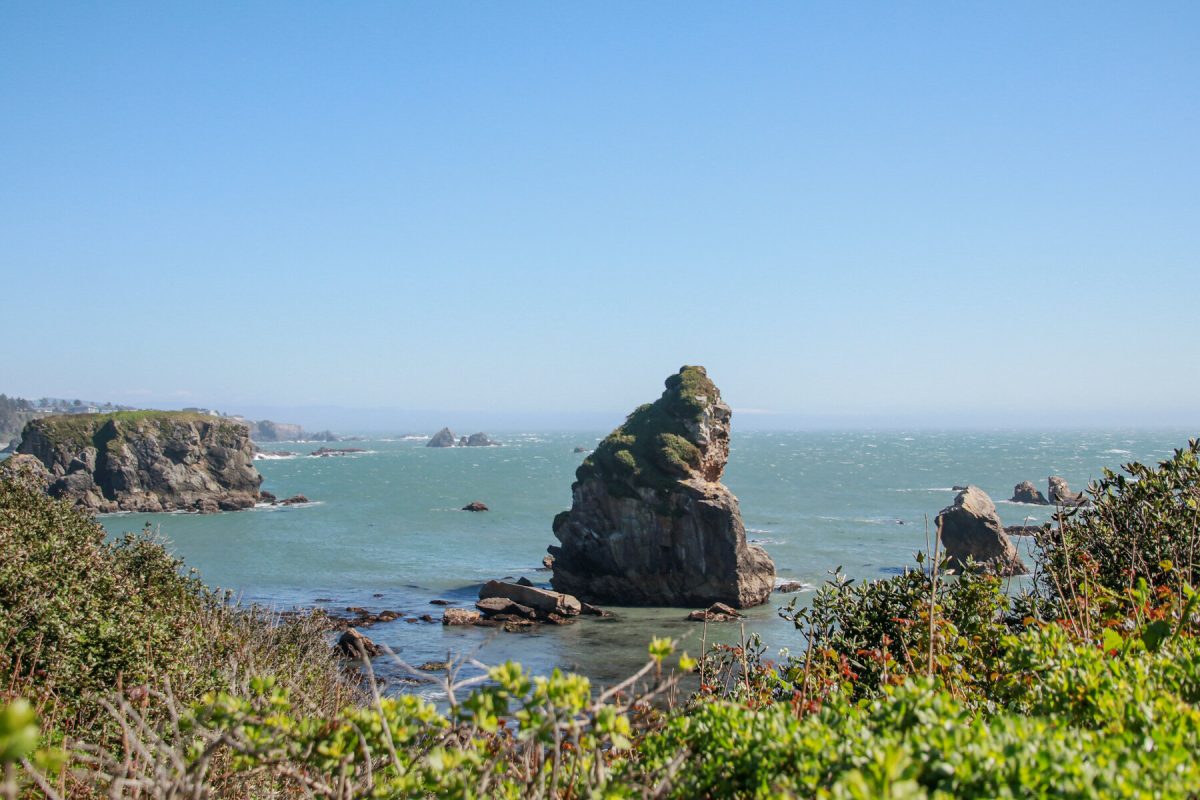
[1048,476,1085,506]
[427,428,457,448]
[550,366,775,608]
[1011,481,1049,505]
[936,486,1027,576]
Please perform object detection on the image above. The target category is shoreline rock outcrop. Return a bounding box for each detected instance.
[936,486,1027,576]
[16,412,263,513]
[549,366,775,608]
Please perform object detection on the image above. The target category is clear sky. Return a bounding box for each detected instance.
[2,2,1197,430]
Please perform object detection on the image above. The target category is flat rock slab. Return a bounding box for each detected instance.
[687,602,743,622]
[475,596,537,619]
[479,580,581,617]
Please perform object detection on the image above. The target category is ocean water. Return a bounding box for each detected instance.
[97,428,1194,692]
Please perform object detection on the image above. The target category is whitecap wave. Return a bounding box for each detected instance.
[255,452,302,461]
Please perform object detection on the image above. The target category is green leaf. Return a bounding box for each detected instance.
[1141,620,1172,653]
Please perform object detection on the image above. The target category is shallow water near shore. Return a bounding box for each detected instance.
[98,428,1193,694]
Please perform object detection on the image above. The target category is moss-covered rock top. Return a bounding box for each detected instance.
[24,411,245,456]
[574,365,724,494]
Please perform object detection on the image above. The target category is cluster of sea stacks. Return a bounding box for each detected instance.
[426,428,498,448]
[1011,477,1086,506]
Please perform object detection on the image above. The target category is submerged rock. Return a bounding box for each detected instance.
[550,366,775,608]
[1011,481,1049,505]
[16,412,262,513]
[309,447,365,457]
[936,486,1027,576]
[427,428,457,448]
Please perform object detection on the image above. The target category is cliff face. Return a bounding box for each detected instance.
[549,366,775,608]
[17,412,262,513]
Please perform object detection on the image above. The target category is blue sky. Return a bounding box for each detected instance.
[2,2,1197,430]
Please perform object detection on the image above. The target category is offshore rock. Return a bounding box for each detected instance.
[1048,476,1085,506]
[1011,480,1049,505]
[936,486,1027,576]
[427,427,457,448]
[464,432,499,447]
[17,412,262,513]
[550,366,775,608]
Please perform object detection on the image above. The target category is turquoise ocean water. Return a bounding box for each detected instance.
[96,428,1194,693]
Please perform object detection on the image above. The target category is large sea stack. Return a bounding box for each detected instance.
[16,412,263,513]
[549,366,775,608]
[936,486,1027,576]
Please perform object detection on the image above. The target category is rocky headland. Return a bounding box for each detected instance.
[15,411,264,513]
[548,365,775,608]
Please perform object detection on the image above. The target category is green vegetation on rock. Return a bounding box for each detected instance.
[575,365,719,494]
[28,410,232,454]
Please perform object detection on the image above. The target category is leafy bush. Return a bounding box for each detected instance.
[0,475,348,741]
[1039,439,1200,600]
[776,557,1010,703]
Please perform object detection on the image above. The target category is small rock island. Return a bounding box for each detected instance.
[13,411,263,513]
[549,365,775,608]
[426,428,499,447]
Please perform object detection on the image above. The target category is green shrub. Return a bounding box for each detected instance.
[776,557,1010,703]
[1039,439,1200,600]
[0,475,348,741]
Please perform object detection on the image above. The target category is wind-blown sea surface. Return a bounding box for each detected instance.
[97,428,1194,693]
